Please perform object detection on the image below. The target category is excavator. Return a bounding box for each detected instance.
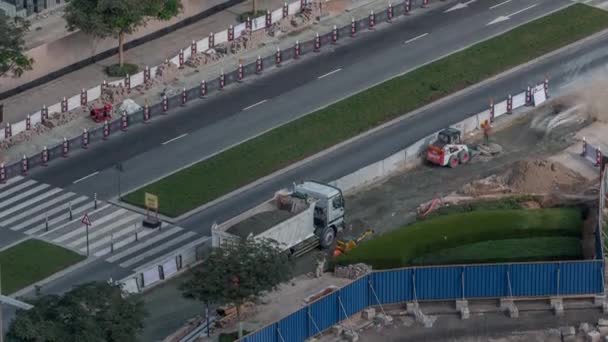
[332,229,374,257]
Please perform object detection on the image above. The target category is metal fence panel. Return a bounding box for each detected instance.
[371,269,412,304]
[339,276,369,317]
[415,266,461,300]
[308,291,339,334]
[511,263,558,297]
[560,261,604,295]
[243,323,276,342]
[464,264,508,298]
[278,308,308,342]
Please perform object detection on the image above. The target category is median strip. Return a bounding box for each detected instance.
[123,4,608,218]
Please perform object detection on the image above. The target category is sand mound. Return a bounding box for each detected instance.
[503,159,587,193]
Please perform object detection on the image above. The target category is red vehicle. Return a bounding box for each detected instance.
[90,104,113,122]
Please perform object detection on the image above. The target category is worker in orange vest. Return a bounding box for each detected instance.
[482,120,491,144]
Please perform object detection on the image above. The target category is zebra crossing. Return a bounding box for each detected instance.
[576,0,608,10]
[0,176,201,271]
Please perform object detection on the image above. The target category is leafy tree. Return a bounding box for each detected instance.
[64,0,182,68]
[6,281,146,342]
[0,13,34,78]
[180,237,292,338]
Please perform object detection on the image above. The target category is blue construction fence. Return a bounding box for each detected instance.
[242,259,605,342]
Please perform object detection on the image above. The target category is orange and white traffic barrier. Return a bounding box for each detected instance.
[143,102,151,122]
[388,3,393,23]
[200,80,207,97]
[294,40,301,58]
[266,9,272,29]
[507,94,513,114]
[121,111,128,131]
[351,18,357,37]
[332,25,338,44]
[41,104,48,122]
[228,25,234,41]
[181,87,188,105]
[82,128,89,149]
[220,71,225,90]
[81,88,87,106]
[405,0,411,15]
[191,40,197,57]
[489,98,495,123]
[26,114,31,130]
[62,137,69,158]
[0,163,5,183]
[4,122,11,139]
[41,146,49,166]
[276,48,282,66]
[369,10,375,30]
[209,32,215,49]
[178,49,184,68]
[22,155,28,176]
[61,96,68,113]
[256,56,263,73]
[162,95,169,112]
[314,32,321,51]
[144,66,151,83]
[103,120,110,140]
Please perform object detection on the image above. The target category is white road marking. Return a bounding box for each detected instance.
[119,231,196,268]
[318,68,343,80]
[242,99,268,111]
[444,0,477,13]
[53,208,128,243]
[0,175,23,190]
[161,133,188,145]
[73,171,99,184]
[490,0,511,9]
[405,33,429,44]
[36,203,111,237]
[106,226,183,262]
[0,183,50,210]
[0,179,36,200]
[487,4,537,25]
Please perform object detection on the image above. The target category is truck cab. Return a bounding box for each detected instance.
[294,181,345,248]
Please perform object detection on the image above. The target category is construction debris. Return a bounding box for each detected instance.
[334,263,372,279]
[214,302,255,328]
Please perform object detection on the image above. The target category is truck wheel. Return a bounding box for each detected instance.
[458,150,470,164]
[448,156,459,168]
[320,227,336,249]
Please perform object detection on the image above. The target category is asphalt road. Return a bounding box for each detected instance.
[30,0,571,199]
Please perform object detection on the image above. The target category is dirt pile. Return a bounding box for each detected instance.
[503,159,587,193]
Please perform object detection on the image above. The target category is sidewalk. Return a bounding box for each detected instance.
[0,0,281,124]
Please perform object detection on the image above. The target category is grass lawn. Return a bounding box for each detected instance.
[335,208,583,269]
[0,239,85,295]
[411,237,582,266]
[124,4,608,217]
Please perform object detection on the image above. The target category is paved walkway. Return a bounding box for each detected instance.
[0,0,284,124]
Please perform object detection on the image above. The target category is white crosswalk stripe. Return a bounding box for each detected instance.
[0,177,201,271]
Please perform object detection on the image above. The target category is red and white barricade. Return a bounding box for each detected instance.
[0,163,5,184]
[422,0,428,8]
[82,128,89,149]
[103,120,110,140]
[238,64,244,81]
[191,40,197,56]
[295,40,301,58]
[220,72,225,90]
[209,32,215,49]
[41,146,49,166]
[405,0,411,15]
[162,95,169,112]
[276,48,282,66]
[544,77,549,98]
[125,73,131,92]
[22,155,28,175]
[314,33,321,51]
[257,56,263,73]
[369,10,375,30]
[489,98,495,123]
[283,2,288,18]
[121,111,128,131]
[42,104,48,122]
[201,80,207,97]
[81,88,87,106]
[143,102,151,122]
[266,10,271,29]
[388,3,393,23]
[61,97,68,113]
[4,123,11,139]
[351,18,357,37]
[507,94,513,114]
[246,17,252,31]
[332,25,338,44]
[228,25,234,41]
[144,66,151,83]
[181,87,188,105]
[525,86,532,106]
[179,49,184,68]
[62,137,69,157]
[26,114,31,130]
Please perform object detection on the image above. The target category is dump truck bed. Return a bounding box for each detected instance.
[227,210,297,238]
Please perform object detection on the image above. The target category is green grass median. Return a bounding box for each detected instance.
[0,239,84,295]
[335,208,583,269]
[124,4,608,217]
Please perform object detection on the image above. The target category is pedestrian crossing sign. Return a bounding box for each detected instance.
[145,192,158,210]
[81,213,92,226]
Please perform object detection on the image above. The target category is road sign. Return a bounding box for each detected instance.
[81,213,92,226]
[145,192,158,210]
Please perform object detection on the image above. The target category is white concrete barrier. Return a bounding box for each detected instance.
[494,100,508,119]
[67,94,81,111]
[512,92,526,109]
[215,30,229,45]
[131,72,145,88]
[272,8,284,22]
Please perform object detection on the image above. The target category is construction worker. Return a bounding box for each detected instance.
[482,120,491,144]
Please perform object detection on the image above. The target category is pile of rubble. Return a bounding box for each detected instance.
[334,263,372,280]
[186,49,226,68]
[561,319,608,342]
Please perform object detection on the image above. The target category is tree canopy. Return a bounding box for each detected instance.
[6,281,146,342]
[64,0,182,67]
[180,238,292,335]
[0,13,33,78]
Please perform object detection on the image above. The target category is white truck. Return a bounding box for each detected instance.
[211,181,345,256]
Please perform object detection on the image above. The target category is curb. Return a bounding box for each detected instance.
[165,4,608,223]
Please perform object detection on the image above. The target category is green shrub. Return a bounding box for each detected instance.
[237,10,267,23]
[105,63,139,77]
